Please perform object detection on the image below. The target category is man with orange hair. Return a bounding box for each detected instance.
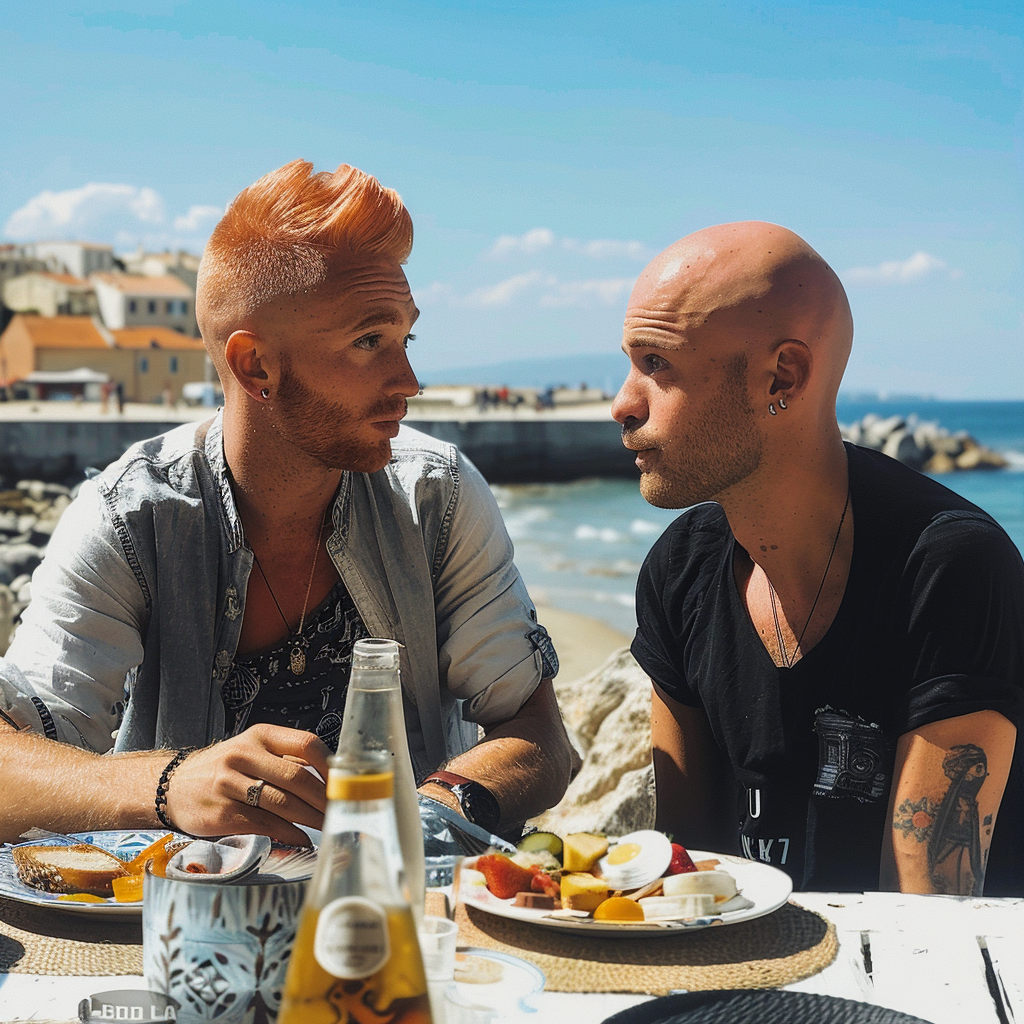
[0,161,577,846]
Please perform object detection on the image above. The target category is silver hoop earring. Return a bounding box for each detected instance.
[260,388,270,400]
[768,403,777,415]
[778,395,788,410]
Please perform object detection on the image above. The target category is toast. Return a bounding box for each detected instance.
[12,843,130,897]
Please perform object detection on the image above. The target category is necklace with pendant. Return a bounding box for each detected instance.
[251,505,329,676]
[767,484,850,669]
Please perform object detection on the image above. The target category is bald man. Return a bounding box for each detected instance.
[613,222,1022,895]
[0,161,577,846]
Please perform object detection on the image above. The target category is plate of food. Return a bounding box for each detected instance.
[0,830,182,917]
[460,829,793,936]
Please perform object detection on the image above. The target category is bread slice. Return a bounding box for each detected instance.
[12,843,130,897]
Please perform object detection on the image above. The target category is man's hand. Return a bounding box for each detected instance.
[881,710,1016,895]
[167,725,332,847]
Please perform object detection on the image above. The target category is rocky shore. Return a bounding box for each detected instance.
[840,414,1007,473]
[0,480,74,654]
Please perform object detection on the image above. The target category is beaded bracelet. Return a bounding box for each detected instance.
[155,746,197,831]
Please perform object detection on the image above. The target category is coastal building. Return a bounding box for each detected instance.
[0,245,51,288]
[90,273,198,337]
[122,248,201,294]
[0,314,208,403]
[28,241,116,280]
[3,272,99,318]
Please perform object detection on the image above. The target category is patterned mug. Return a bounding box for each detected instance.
[143,870,307,1023]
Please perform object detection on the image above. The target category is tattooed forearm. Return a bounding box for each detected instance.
[891,743,989,896]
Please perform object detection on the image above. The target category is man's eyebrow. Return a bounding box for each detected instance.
[624,337,680,351]
[352,307,406,330]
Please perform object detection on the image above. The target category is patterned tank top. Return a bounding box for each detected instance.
[222,579,369,751]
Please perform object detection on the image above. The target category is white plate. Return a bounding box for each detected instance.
[0,830,173,918]
[461,849,793,936]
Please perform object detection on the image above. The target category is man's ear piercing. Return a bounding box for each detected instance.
[769,402,777,415]
[260,388,270,400]
[778,395,788,410]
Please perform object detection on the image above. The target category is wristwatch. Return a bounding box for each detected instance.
[423,771,502,833]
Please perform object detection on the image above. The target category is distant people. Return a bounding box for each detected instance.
[100,381,114,414]
[536,386,555,411]
[0,159,576,846]
[497,385,510,406]
[613,221,1022,895]
[115,381,125,414]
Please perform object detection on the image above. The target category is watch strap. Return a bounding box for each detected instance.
[423,770,474,789]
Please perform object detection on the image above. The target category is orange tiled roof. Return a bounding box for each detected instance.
[14,316,109,350]
[36,272,91,287]
[112,327,206,351]
[91,273,192,297]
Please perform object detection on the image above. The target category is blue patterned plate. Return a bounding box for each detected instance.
[0,830,174,917]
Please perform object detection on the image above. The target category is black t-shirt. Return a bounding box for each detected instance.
[632,443,1024,894]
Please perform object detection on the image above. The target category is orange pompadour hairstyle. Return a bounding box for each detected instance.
[196,160,413,339]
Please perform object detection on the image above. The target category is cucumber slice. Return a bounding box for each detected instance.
[517,831,563,860]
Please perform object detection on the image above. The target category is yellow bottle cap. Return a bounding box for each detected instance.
[327,770,394,801]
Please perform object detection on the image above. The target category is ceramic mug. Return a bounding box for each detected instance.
[143,871,307,1023]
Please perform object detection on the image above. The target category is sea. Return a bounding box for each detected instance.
[494,400,1024,636]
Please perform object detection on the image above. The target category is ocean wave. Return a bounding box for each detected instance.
[575,524,622,542]
[630,519,662,536]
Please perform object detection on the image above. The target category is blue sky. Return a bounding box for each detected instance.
[2,1,1021,397]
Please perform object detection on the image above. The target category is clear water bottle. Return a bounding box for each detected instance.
[338,639,425,924]
[277,747,432,1024]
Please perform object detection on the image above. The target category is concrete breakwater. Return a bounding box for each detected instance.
[0,402,1009,487]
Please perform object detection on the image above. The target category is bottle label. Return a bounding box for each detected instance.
[314,897,390,979]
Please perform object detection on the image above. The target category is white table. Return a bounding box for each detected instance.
[1,893,1020,1023]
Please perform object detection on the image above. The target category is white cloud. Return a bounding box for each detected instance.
[486,227,651,261]
[844,251,959,284]
[3,183,220,253]
[488,228,557,258]
[465,271,546,307]
[173,204,224,233]
[440,272,634,310]
[540,277,635,308]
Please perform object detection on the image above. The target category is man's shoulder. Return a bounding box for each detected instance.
[848,442,1010,554]
[95,417,211,495]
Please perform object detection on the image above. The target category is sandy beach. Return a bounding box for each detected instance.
[533,602,631,683]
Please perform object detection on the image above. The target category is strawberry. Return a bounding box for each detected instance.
[667,843,697,874]
[476,854,536,900]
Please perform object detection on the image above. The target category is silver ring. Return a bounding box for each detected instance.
[245,780,267,808]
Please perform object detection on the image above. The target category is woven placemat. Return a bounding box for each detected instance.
[453,900,838,995]
[0,897,143,976]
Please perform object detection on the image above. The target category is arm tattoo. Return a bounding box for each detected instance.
[892,743,988,896]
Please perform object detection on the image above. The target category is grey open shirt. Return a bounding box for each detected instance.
[0,415,556,778]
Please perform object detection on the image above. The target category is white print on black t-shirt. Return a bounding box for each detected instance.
[741,834,790,865]
[747,788,761,818]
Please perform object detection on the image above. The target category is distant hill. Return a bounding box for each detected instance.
[418,352,629,392]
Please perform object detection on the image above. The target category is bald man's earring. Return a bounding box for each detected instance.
[768,403,777,415]
[260,388,270,400]
[778,395,788,410]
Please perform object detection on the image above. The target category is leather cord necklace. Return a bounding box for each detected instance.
[251,505,329,675]
[768,484,851,669]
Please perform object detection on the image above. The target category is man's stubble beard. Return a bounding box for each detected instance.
[275,361,404,474]
[633,356,765,510]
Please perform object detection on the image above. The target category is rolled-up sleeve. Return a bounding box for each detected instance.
[432,453,556,727]
[0,481,147,752]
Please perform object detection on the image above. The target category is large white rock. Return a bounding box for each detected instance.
[533,647,656,836]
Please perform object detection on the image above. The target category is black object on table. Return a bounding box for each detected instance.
[601,989,936,1024]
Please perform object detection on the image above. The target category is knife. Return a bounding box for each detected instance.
[421,797,517,855]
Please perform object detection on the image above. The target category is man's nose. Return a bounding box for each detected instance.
[389,347,421,398]
[611,370,647,427]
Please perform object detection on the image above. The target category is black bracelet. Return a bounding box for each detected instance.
[155,747,197,831]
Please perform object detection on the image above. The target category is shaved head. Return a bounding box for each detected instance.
[614,222,853,508]
[628,221,853,396]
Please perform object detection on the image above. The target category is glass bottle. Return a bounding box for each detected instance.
[277,750,432,1024]
[339,638,425,924]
